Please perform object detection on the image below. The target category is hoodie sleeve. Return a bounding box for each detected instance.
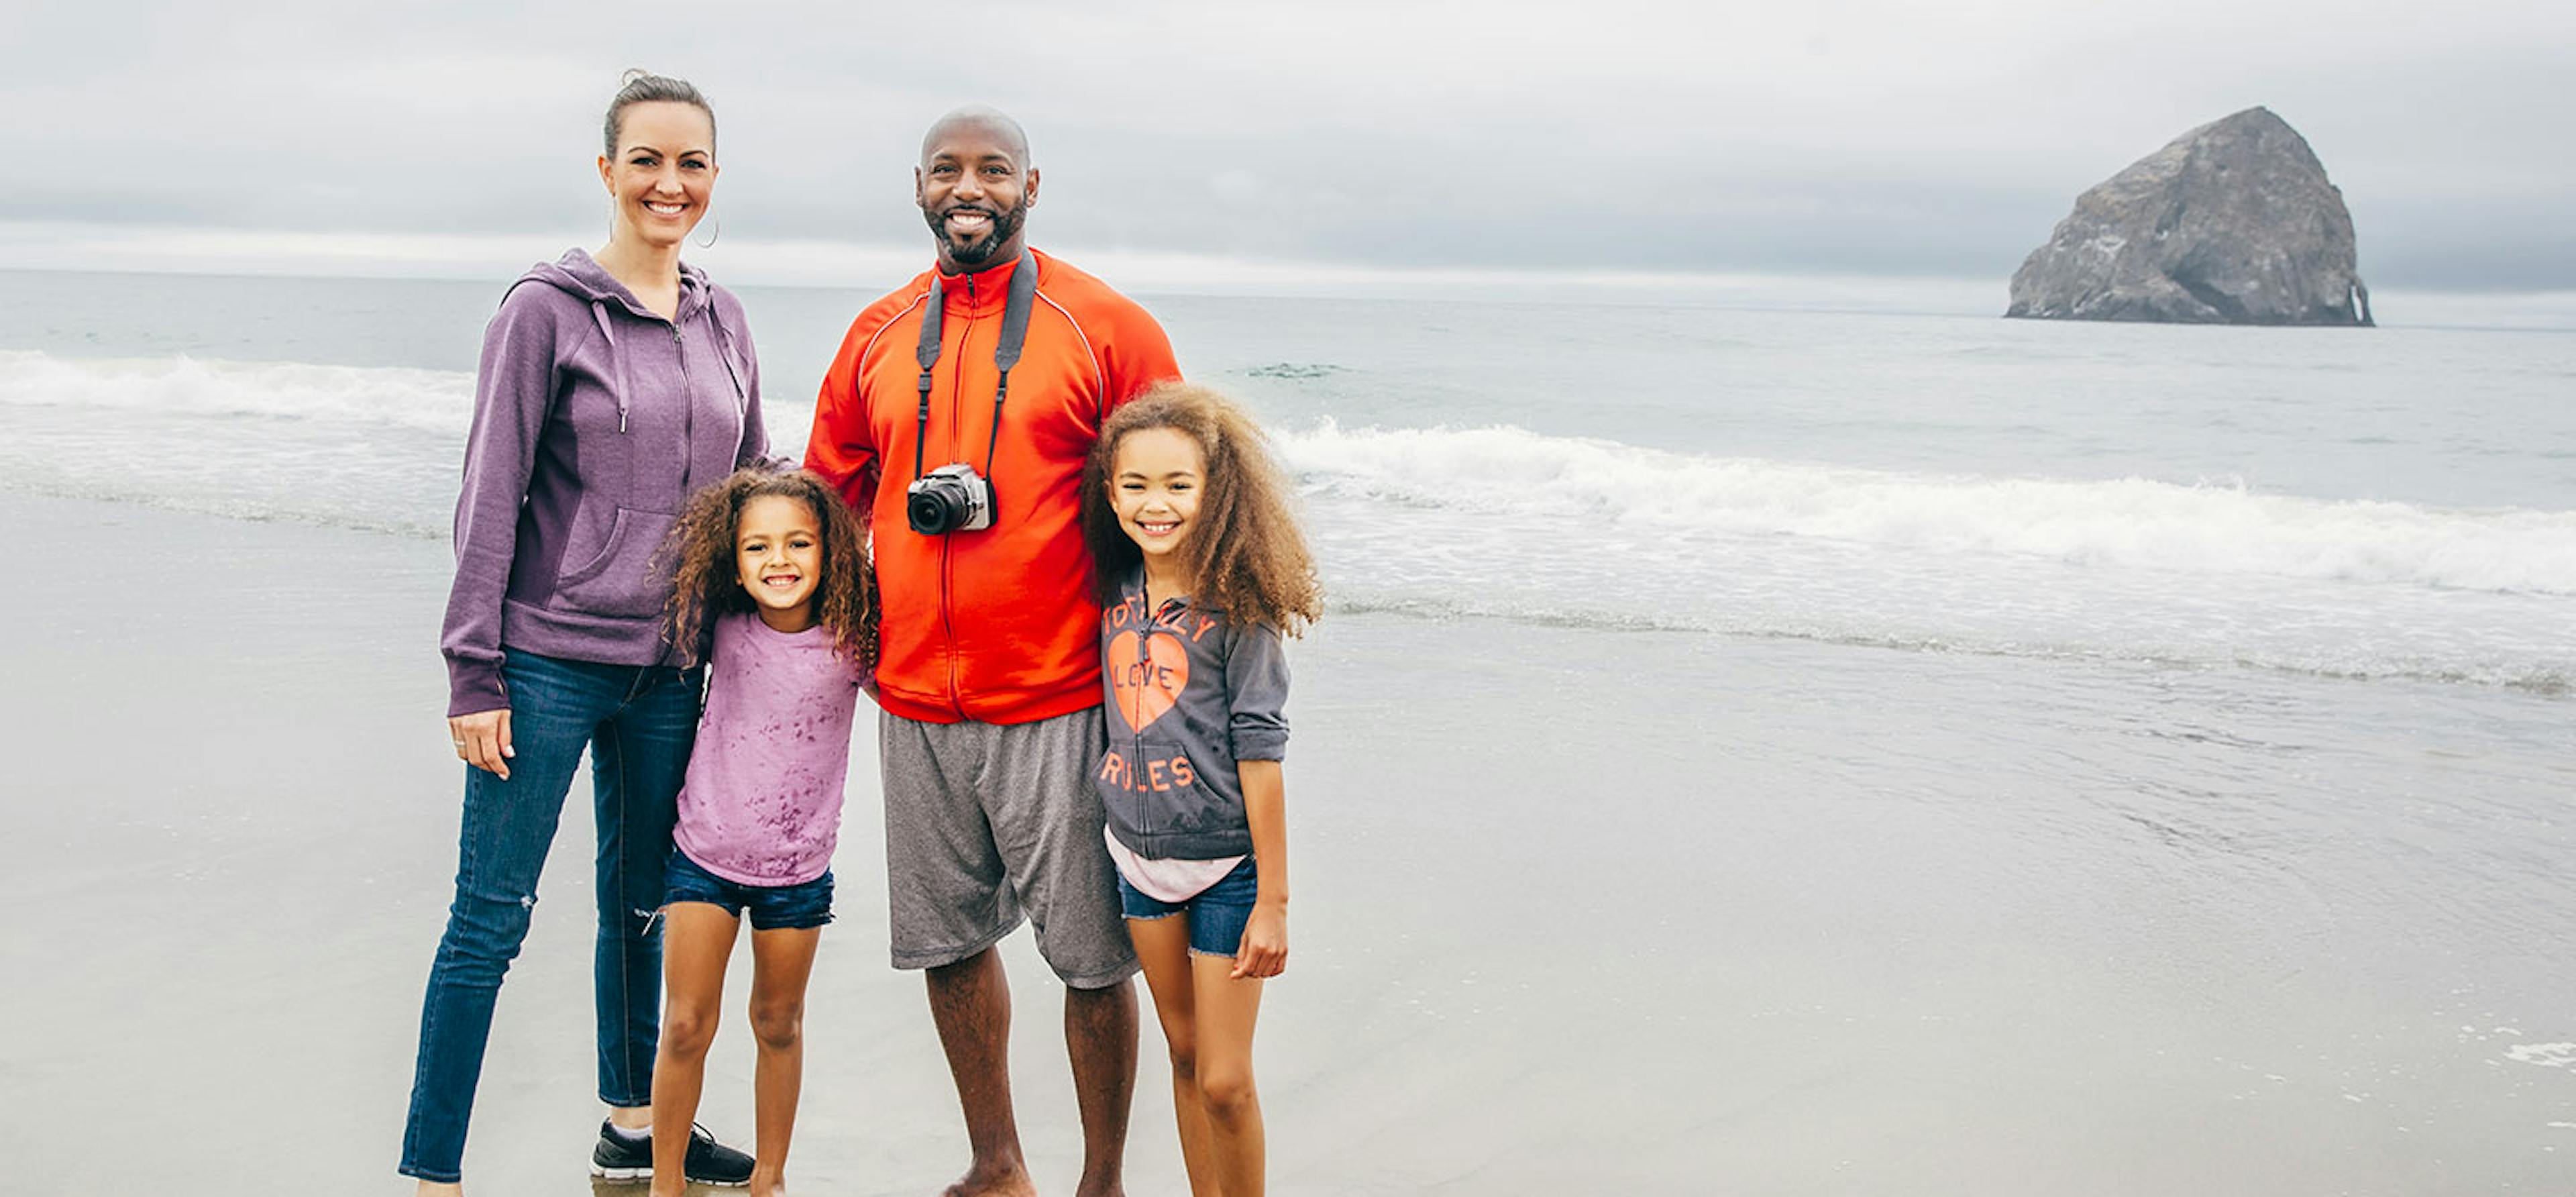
[1224,623,1291,762]
[440,284,564,717]
[718,289,773,468]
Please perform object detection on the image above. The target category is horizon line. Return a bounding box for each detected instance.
[3,221,2573,327]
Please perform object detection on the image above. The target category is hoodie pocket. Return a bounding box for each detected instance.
[1132,736,1235,846]
[553,506,678,621]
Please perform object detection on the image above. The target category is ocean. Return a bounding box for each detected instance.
[2,266,2572,1194]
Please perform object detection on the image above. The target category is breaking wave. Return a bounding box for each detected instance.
[0,350,472,435]
[1278,421,2576,596]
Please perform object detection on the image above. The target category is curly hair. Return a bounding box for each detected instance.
[1082,382,1323,635]
[662,466,875,669]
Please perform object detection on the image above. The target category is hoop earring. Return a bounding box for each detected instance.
[694,215,720,250]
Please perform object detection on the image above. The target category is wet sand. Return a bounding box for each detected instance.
[4,491,2573,1194]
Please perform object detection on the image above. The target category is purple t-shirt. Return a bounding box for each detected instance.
[674,613,866,886]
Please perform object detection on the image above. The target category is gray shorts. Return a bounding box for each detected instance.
[878,707,1138,988]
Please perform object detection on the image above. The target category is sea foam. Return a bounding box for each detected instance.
[1279,421,2576,596]
[0,350,472,436]
[14,350,2576,602]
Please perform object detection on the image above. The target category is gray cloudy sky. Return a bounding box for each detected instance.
[5,0,2571,294]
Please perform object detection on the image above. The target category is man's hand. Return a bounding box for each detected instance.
[449,709,514,780]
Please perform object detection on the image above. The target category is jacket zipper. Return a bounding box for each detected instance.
[937,270,984,717]
[672,323,694,480]
[1132,586,1152,853]
[1139,590,1186,854]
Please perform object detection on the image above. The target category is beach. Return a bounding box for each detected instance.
[9,3,2576,1189]
[5,472,2572,1193]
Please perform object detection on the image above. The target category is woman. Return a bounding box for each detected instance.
[400,70,763,1194]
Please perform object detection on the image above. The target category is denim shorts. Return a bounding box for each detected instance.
[1118,856,1258,957]
[664,850,835,931]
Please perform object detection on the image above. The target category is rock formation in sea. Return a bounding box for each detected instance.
[2006,107,2372,326]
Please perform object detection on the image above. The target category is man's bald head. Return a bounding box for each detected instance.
[919,106,1030,168]
[915,105,1040,273]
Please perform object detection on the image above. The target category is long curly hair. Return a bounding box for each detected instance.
[1082,382,1323,635]
[662,466,875,669]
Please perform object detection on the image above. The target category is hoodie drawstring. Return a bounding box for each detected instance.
[590,301,631,433]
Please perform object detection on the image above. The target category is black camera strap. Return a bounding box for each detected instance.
[914,251,1037,481]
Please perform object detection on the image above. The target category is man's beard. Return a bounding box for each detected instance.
[926,196,1030,267]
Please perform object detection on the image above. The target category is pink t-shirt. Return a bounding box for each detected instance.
[674,613,867,886]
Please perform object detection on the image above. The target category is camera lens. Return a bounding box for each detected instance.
[908,486,956,534]
[907,465,991,535]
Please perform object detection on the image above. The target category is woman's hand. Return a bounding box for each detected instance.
[1232,902,1287,980]
[449,709,514,780]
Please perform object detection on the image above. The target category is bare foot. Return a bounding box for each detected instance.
[942,1159,1038,1197]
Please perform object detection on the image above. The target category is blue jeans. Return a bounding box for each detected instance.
[399,648,701,1183]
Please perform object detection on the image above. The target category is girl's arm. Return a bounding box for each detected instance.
[1233,758,1289,980]
[1225,622,1294,980]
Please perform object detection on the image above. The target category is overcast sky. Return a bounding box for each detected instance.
[4,0,2571,294]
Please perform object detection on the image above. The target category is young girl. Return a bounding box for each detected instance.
[1081,382,1324,1197]
[643,466,874,1197]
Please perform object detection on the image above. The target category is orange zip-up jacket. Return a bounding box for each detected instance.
[805,250,1181,725]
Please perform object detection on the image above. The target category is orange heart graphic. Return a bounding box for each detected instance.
[1106,629,1189,732]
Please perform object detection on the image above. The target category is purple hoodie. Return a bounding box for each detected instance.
[441,249,768,716]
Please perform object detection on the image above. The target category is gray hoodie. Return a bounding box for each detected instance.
[440,249,767,716]
[1095,567,1291,860]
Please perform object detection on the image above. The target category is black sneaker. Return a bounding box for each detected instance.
[590,1120,755,1187]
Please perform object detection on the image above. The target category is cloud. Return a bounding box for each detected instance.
[5,0,2571,289]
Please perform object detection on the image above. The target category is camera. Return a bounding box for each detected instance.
[906,463,996,534]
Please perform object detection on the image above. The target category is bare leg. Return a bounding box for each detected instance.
[1128,915,1219,1196]
[413,1183,462,1196]
[651,904,741,1197]
[1189,955,1266,1197]
[746,925,822,1197]
[926,947,1034,1197]
[1066,971,1138,1197]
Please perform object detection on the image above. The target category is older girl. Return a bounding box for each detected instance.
[1081,382,1323,1197]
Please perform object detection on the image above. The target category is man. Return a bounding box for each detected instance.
[806,107,1180,1197]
